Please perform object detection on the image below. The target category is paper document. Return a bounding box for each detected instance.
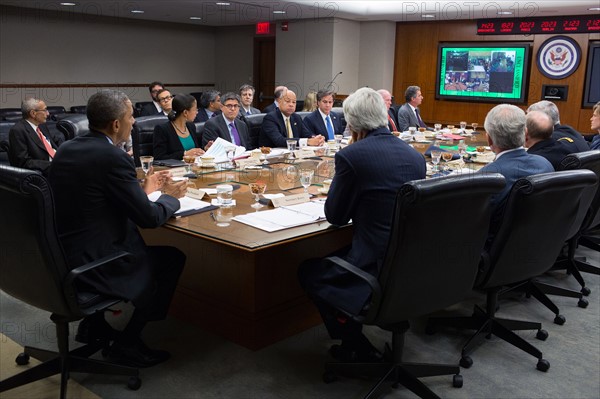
[233,201,326,232]
[148,191,212,214]
[204,137,246,163]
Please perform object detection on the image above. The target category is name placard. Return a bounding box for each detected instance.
[236,158,261,168]
[271,193,310,207]
[169,167,188,177]
[294,148,316,159]
[186,188,208,200]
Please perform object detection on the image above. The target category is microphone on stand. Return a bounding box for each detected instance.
[326,71,343,90]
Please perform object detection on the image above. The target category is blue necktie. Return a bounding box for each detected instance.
[326,115,334,140]
[415,108,426,128]
[591,134,600,150]
[229,122,241,146]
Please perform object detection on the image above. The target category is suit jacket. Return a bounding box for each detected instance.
[301,110,343,140]
[239,106,261,117]
[48,130,180,306]
[140,102,162,117]
[193,108,221,123]
[262,103,277,114]
[552,124,591,152]
[8,119,59,175]
[387,109,399,132]
[397,103,430,131]
[153,121,201,160]
[310,127,426,314]
[479,148,553,238]
[528,138,576,170]
[259,109,304,148]
[591,134,600,150]
[202,114,252,149]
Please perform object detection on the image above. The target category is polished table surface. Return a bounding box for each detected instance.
[142,134,491,349]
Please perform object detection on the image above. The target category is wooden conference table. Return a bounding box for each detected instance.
[141,133,490,350]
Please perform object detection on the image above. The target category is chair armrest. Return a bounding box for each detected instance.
[323,256,382,317]
[64,251,132,287]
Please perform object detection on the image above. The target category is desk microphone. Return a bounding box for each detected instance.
[326,71,343,90]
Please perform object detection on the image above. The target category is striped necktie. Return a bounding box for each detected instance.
[286,117,293,138]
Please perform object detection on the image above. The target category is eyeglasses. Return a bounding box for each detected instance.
[222,104,240,110]
[34,108,49,113]
[158,95,174,103]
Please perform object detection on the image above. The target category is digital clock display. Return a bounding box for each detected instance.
[477,15,600,35]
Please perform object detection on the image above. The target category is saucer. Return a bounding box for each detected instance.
[317,188,329,195]
[244,165,263,170]
[201,164,216,168]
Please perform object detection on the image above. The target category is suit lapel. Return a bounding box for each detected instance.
[24,121,47,152]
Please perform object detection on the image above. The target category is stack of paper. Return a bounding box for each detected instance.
[233,201,326,232]
[204,137,246,163]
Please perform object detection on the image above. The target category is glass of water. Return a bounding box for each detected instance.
[430,150,442,173]
[216,184,233,207]
[299,169,314,194]
[286,139,297,159]
[140,156,153,176]
[334,134,343,151]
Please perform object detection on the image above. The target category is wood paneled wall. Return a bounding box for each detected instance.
[392,20,600,135]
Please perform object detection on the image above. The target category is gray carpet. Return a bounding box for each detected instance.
[1,247,598,399]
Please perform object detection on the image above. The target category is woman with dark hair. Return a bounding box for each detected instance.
[153,93,206,160]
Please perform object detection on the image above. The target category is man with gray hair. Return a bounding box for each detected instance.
[298,87,426,363]
[479,104,553,236]
[238,84,261,117]
[8,97,61,175]
[396,85,431,131]
[527,100,589,152]
[49,89,187,368]
[194,89,221,122]
[525,110,573,169]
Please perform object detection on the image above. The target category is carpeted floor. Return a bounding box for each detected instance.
[1,247,598,399]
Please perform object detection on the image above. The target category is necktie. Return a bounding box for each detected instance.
[326,115,334,140]
[591,134,600,150]
[286,117,293,138]
[246,110,251,116]
[210,112,217,118]
[388,114,397,131]
[229,122,241,146]
[415,108,426,128]
[36,127,56,158]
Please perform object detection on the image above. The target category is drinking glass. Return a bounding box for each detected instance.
[183,154,196,174]
[434,123,442,132]
[430,150,442,173]
[140,156,153,176]
[471,122,479,132]
[460,121,467,132]
[458,140,468,159]
[249,182,267,209]
[224,148,235,169]
[334,134,343,151]
[216,184,233,207]
[286,139,297,159]
[441,151,454,171]
[299,169,314,194]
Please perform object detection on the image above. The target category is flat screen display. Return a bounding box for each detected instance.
[583,42,600,107]
[436,43,531,103]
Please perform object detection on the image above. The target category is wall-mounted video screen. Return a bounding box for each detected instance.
[436,42,531,103]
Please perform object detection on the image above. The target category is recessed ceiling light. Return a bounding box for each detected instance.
[216,2,230,5]
[497,11,513,15]
[273,10,286,14]
[421,14,435,18]
[131,10,144,14]
[588,7,600,11]
[190,16,202,20]
[60,2,76,5]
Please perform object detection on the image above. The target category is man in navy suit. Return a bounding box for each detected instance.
[238,84,261,117]
[194,90,221,123]
[479,104,553,239]
[202,92,253,149]
[302,89,343,140]
[298,88,426,362]
[525,110,574,169]
[527,100,589,152]
[140,81,165,116]
[261,85,287,114]
[396,85,431,132]
[8,97,61,175]
[591,102,600,150]
[377,89,400,133]
[259,89,324,148]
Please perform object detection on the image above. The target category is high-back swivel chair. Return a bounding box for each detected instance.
[0,165,141,399]
[322,173,505,399]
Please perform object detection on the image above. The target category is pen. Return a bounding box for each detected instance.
[210,212,216,222]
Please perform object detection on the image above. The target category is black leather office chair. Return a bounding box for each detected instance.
[296,111,311,120]
[556,150,600,279]
[70,105,87,114]
[134,101,153,118]
[131,115,168,160]
[194,121,205,148]
[245,113,265,150]
[0,121,14,165]
[322,173,506,399]
[0,165,141,399]
[0,108,22,122]
[56,114,90,141]
[427,170,598,372]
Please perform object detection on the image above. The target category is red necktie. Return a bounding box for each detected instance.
[36,127,56,158]
[388,114,397,131]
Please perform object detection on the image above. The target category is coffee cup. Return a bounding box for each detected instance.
[322,179,332,192]
[201,156,215,167]
[251,149,262,160]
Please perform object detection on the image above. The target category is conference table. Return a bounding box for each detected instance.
[141,133,490,350]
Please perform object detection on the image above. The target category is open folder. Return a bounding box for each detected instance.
[233,201,326,232]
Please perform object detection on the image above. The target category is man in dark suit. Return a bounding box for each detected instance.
[298,88,426,362]
[261,85,287,114]
[526,110,576,169]
[238,84,261,117]
[194,90,221,123]
[591,102,600,150]
[396,85,431,131]
[479,104,553,239]
[259,89,325,148]
[377,89,400,133]
[527,100,589,152]
[49,89,188,368]
[202,92,253,149]
[140,81,165,116]
[302,89,342,140]
[8,97,60,175]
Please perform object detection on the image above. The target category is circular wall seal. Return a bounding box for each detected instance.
[537,36,581,79]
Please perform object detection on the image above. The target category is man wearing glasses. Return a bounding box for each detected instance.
[155,89,174,116]
[8,97,60,175]
[140,81,165,116]
[202,92,252,149]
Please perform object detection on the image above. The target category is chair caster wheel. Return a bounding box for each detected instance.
[581,286,591,296]
[128,376,142,390]
[425,324,436,335]
[453,374,463,388]
[15,353,30,365]
[578,298,589,308]
[536,329,549,341]
[323,371,337,384]
[459,356,473,369]
[554,314,566,325]
[536,359,550,372]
